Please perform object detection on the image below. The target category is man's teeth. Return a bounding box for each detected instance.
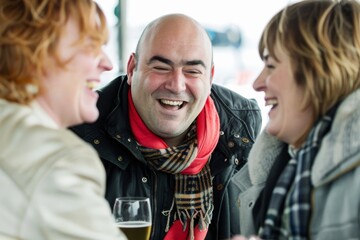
[86,81,98,90]
[160,99,183,106]
[266,99,278,107]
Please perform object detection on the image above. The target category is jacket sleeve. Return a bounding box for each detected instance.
[20,143,127,240]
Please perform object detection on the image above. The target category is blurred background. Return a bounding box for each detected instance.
[94,0,297,130]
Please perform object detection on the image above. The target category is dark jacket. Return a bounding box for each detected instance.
[71,76,262,240]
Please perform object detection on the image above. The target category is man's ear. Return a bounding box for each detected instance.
[126,53,136,85]
[210,64,215,85]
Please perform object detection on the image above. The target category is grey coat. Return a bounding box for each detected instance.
[231,89,360,239]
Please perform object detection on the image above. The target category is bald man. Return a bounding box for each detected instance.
[72,14,261,240]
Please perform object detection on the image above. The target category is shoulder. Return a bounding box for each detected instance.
[210,84,262,140]
[96,75,128,115]
[0,100,105,195]
[0,99,33,133]
[313,89,360,184]
[2,113,101,173]
[211,83,260,111]
[98,75,127,98]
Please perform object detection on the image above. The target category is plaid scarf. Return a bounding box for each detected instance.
[128,91,220,240]
[259,104,339,239]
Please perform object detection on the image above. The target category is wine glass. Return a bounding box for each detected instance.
[113,197,152,240]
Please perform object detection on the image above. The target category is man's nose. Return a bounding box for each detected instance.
[164,69,186,93]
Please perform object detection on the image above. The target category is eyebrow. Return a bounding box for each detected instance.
[148,55,206,68]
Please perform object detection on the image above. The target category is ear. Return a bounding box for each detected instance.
[210,64,215,85]
[126,53,136,85]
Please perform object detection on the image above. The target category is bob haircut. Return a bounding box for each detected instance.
[0,0,108,104]
[259,0,360,123]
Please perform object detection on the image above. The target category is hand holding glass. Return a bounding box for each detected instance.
[113,197,152,240]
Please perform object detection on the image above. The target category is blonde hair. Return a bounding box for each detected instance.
[259,0,360,143]
[0,0,108,104]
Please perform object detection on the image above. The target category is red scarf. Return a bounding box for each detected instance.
[129,91,220,239]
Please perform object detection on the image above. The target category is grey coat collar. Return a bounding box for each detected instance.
[312,89,360,186]
[247,131,285,185]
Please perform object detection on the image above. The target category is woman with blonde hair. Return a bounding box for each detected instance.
[232,0,360,239]
[0,0,125,239]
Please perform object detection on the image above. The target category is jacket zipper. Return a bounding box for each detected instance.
[150,168,158,239]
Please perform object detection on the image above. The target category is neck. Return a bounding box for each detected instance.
[163,131,188,147]
[36,96,63,128]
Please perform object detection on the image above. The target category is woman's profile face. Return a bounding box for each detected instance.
[253,45,314,147]
[38,18,112,128]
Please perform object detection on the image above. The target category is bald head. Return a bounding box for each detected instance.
[127,14,215,146]
[135,14,213,67]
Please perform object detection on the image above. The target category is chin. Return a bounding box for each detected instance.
[265,123,278,137]
[82,109,99,124]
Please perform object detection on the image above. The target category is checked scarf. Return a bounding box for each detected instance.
[128,91,220,240]
[259,104,339,240]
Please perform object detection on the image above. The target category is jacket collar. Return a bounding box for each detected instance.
[101,76,132,138]
[247,131,285,186]
[100,76,145,163]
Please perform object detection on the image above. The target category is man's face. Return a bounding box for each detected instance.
[127,18,214,145]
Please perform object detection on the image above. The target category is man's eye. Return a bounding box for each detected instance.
[184,69,202,76]
[266,64,275,69]
[153,66,170,71]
